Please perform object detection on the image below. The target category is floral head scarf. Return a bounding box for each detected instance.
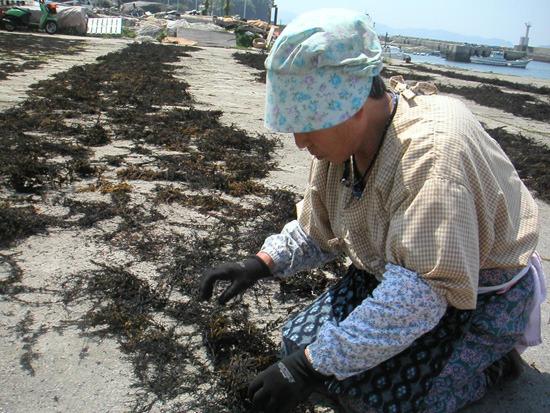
[264,9,383,133]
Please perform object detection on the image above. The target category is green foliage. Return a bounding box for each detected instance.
[156,29,168,42]
[121,26,137,38]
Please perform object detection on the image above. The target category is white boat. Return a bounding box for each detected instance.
[470,51,531,68]
[382,45,411,62]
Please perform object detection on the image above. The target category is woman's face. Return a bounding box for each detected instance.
[293,115,363,164]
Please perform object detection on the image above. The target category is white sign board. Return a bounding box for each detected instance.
[87,18,122,35]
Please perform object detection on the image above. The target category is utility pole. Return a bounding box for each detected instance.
[243,0,247,19]
[272,2,278,25]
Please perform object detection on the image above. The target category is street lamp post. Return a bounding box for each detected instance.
[272,2,278,25]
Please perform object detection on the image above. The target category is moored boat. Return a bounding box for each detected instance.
[382,45,411,62]
[470,51,531,68]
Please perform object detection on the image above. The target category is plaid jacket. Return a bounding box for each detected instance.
[297,94,538,309]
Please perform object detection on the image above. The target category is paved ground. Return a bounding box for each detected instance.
[182,45,550,413]
[177,28,236,48]
[0,31,548,412]
[0,33,129,111]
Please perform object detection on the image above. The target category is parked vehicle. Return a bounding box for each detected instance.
[382,45,411,63]
[470,51,531,68]
[1,0,57,34]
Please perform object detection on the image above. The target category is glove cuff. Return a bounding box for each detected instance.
[284,347,328,385]
[245,255,272,280]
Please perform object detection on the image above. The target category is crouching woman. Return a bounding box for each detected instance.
[200,9,546,413]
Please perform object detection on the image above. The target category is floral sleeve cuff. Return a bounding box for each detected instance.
[260,220,336,278]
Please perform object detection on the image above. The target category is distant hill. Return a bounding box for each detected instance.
[276,11,513,47]
[375,23,513,47]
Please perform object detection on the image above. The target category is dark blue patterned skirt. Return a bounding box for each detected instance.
[281,265,535,413]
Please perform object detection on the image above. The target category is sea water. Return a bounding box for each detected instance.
[409,55,550,81]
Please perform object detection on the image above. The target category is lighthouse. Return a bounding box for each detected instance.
[519,22,531,51]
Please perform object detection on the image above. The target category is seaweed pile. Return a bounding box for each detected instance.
[0,201,58,248]
[381,67,434,82]
[412,64,550,96]
[380,67,550,122]
[437,84,550,122]
[485,126,550,203]
[1,43,332,412]
[0,33,86,80]
[233,51,267,83]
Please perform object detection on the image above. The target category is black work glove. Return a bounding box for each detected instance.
[199,256,271,305]
[248,348,327,413]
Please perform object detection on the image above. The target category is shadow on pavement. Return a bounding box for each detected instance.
[462,366,550,412]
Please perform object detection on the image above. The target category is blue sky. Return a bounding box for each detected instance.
[273,0,550,47]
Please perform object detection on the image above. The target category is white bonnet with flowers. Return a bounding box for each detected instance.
[264,9,383,133]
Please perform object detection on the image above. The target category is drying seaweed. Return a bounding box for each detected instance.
[0,202,57,247]
[68,158,99,178]
[279,259,348,300]
[0,33,86,80]
[233,52,267,83]
[380,68,550,123]
[0,41,383,412]
[158,228,319,412]
[413,64,550,96]
[153,154,229,191]
[60,263,202,408]
[245,188,299,241]
[1,42,277,202]
[233,52,266,72]
[61,259,288,412]
[117,165,162,181]
[382,67,434,82]
[0,61,43,81]
[0,253,24,295]
[14,311,48,376]
[26,44,195,114]
[106,190,168,260]
[0,128,90,192]
[77,123,111,147]
[154,185,238,214]
[438,84,550,122]
[485,126,550,203]
[63,185,149,230]
[4,152,63,192]
[227,180,269,197]
[63,198,119,228]
[102,154,126,167]
[95,179,133,194]
[203,309,280,410]
[279,269,334,299]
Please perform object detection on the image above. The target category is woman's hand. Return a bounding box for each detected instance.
[199,255,272,305]
[248,347,327,413]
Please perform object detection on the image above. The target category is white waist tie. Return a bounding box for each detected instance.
[477,265,532,295]
[478,253,547,353]
[516,252,546,352]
